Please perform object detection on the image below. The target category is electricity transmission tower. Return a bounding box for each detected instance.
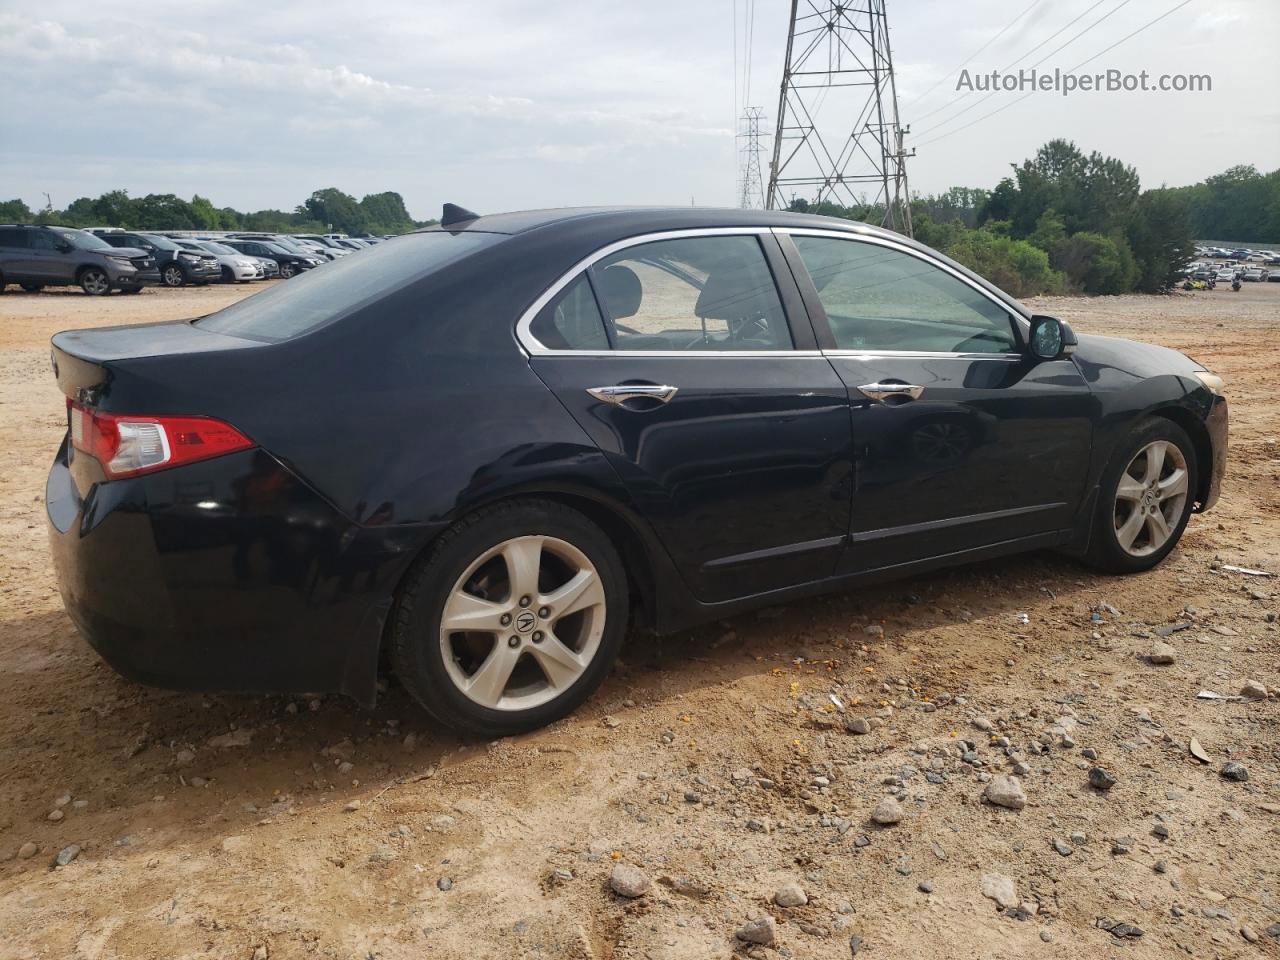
[737,107,767,209]
[766,0,914,236]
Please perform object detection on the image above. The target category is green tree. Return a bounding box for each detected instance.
[0,198,33,223]
[359,191,415,234]
[1127,188,1196,292]
[301,188,367,234]
[1054,232,1136,294]
[190,195,223,230]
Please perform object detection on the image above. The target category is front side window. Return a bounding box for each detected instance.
[792,236,1017,354]
[30,230,62,251]
[590,235,791,352]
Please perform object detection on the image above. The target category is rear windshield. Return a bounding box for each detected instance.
[196,231,501,341]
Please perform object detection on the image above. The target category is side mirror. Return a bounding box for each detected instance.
[1028,315,1078,361]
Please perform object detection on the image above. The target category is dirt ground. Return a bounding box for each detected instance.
[0,281,1277,960]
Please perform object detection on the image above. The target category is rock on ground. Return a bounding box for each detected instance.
[773,880,807,907]
[736,915,777,945]
[984,775,1027,810]
[871,796,904,825]
[981,873,1018,909]
[609,863,651,898]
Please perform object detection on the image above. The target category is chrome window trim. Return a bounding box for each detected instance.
[514,227,797,356]
[521,350,825,358]
[822,350,1023,361]
[773,226,1033,350]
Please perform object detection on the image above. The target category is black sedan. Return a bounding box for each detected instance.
[46,206,1227,736]
[217,238,321,278]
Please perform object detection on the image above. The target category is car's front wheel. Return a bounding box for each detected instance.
[20,282,43,293]
[161,264,186,287]
[390,499,628,736]
[79,268,111,296]
[1085,418,1197,573]
[279,262,297,279]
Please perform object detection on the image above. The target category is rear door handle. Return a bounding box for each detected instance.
[587,384,679,405]
[857,382,923,403]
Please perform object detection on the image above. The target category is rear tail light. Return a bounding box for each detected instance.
[67,401,255,479]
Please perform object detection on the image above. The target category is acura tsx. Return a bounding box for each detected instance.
[46,205,1227,735]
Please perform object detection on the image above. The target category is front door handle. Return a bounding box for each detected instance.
[857,382,924,403]
[587,384,679,406]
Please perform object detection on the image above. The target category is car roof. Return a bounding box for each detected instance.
[414,205,906,241]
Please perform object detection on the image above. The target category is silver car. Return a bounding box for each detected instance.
[173,239,262,283]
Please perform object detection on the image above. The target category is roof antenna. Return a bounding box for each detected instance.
[441,203,480,227]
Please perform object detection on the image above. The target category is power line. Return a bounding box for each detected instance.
[908,0,1049,106]
[914,0,1137,139]
[914,0,1197,148]
[912,0,1112,124]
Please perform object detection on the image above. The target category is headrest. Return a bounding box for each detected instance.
[695,269,771,320]
[598,264,642,319]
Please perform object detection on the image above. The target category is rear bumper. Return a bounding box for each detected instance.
[46,439,431,705]
[1199,394,1227,511]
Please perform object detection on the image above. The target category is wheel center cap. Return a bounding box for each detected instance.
[514,611,538,634]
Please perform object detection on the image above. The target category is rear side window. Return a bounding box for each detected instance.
[592,235,791,352]
[0,228,28,249]
[197,232,501,341]
[530,276,610,350]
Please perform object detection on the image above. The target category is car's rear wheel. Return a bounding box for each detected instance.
[390,499,628,736]
[161,264,186,287]
[79,268,110,296]
[1085,418,1197,573]
[20,283,43,292]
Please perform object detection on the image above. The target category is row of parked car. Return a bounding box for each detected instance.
[0,224,387,295]
[1195,244,1280,265]
[1184,261,1276,285]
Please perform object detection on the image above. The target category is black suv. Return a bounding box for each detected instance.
[219,238,320,278]
[0,225,159,295]
[91,230,220,287]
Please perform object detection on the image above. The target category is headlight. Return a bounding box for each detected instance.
[178,251,200,260]
[107,256,133,267]
[1193,371,1225,396]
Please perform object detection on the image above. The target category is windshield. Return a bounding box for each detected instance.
[201,241,237,255]
[261,241,291,255]
[55,229,113,251]
[138,234,182,252]
[196,232,501,341]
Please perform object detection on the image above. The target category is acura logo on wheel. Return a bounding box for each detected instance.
[515,611,537,634]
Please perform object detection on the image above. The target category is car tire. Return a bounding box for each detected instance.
[389,499,629,737]
[121,286,143,294]
[221,266,234,283]
[1084,417,1198,574]
[20,283,43,293]
[279,262,297,279]
[79,268,111,296]
[161,264,187,287]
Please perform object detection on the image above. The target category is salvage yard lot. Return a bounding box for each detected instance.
[0,283,1277,959]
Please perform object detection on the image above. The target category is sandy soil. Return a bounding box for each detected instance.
[0,282,1277,960]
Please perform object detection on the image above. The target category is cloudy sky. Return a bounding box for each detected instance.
[2,0,1276,220]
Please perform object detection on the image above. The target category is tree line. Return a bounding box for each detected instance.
[0,188,434,236]
[791,144,1278,297]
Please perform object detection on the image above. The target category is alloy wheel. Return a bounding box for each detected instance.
[438,535,606,711]
[80,269,109,295]
[162,265,184,287]
[1113,439,1189,557]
